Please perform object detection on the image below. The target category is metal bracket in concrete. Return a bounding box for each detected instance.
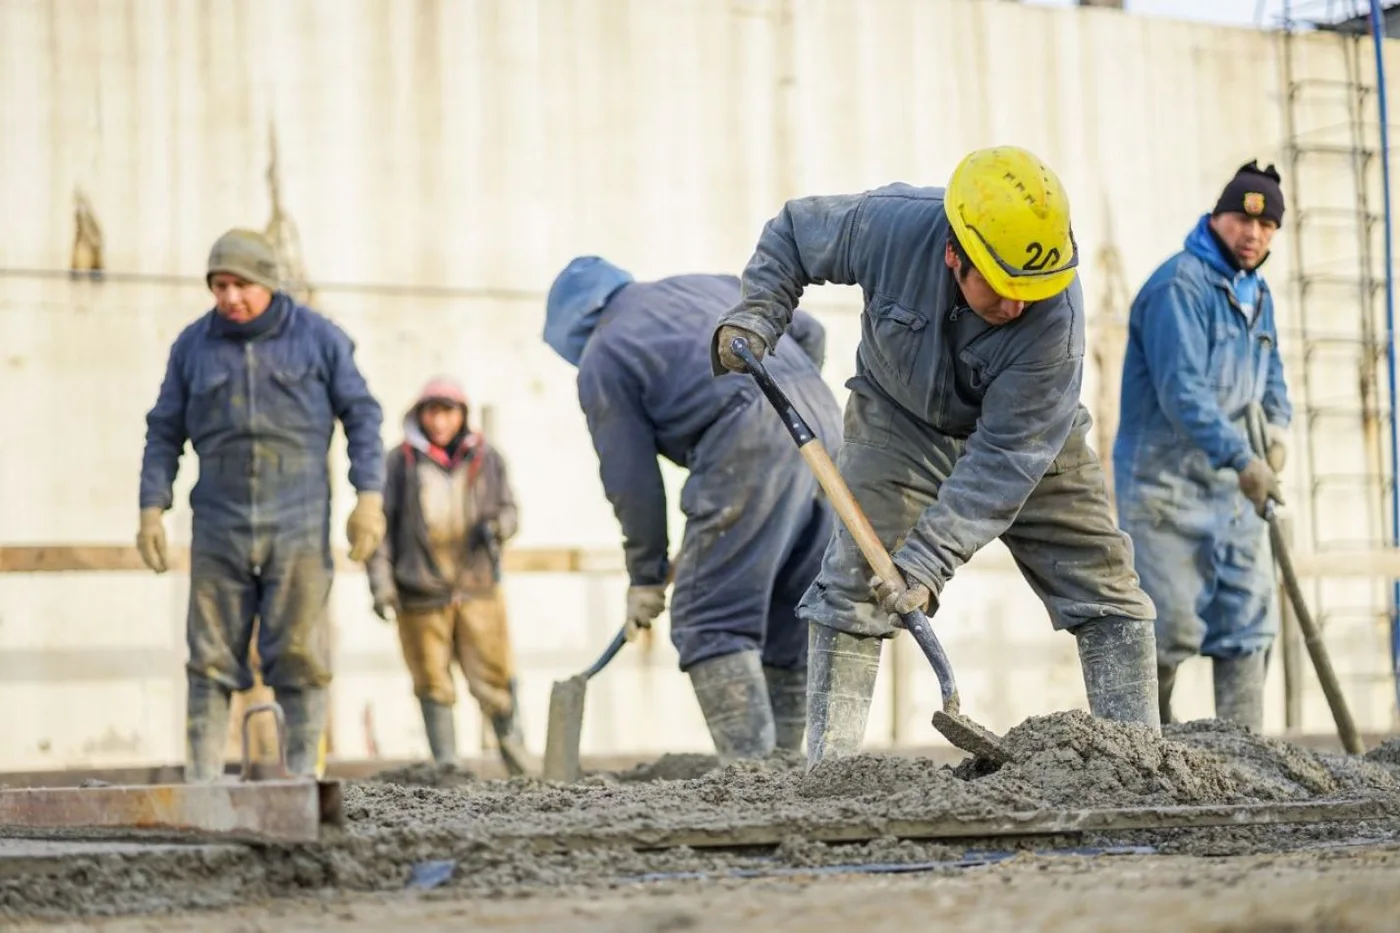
[0,778,342,845]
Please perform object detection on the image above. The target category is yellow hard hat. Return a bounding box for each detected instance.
[945,146,1078,303]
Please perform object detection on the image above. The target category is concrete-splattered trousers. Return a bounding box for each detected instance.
[185,456,335,781]
[799,386,1158,758]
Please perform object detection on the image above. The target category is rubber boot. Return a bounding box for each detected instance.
[1213,652,1266,732]
[1074,616,1162,734]
[806,625,881,771]
[1157,663,1178,726]
[184,673,232,783]
[688,649,776,764]
[420,698,457,766]
[489,678,531,777]
[277,686,328,778]
[763,664,807,752]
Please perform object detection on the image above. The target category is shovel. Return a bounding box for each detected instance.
[730,336,1011,764]
[541,623,639,782]
[1246,336,1364,754]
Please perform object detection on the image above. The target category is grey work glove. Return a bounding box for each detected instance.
[869,572,933,617]
[1265,423,1288,473]
[136,507,169,574]
[1238,457,1284,517]
[372,597,399,624]
[625,584,668,639]
[346,492,387,563]
[715,323,767,373]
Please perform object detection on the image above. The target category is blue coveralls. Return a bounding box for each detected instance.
[546,261,842,672]
[1113,215,1293,666]
[140,295,384,765]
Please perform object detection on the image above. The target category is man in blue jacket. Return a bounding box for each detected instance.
[1114,162,1292,732]
[138,229,387,781]
[713,146,1160,766]
[544,258,841,762]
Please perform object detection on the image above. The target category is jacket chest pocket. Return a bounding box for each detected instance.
[268,363,331,427]
[1206,321,1249,391]
[186,368,235,432]
[955,346,994,405]
[864,297,928,384]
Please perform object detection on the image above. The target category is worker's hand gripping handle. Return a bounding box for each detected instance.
[730,336,961,711]
[1246,334,1281,520]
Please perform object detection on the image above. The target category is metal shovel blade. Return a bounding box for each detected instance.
[542,674,588,783]
[931,710,1013,765]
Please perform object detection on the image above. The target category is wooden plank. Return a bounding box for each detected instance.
[513,799,1387,853]
[0,545,621,575]
[0,779,341,845]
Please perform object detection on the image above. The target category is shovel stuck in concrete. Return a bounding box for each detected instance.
[542,624,636,783]
[730,336,1012,766]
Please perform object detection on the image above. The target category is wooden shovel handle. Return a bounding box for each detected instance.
[799,441,903,586]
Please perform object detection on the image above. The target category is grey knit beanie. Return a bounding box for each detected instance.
[206,228,280,292]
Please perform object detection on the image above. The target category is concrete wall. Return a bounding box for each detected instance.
[1,0,1398,772]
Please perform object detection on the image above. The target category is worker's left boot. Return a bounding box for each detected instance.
[277,686,328,777]
[763,664,807,752]
[1213,652,1266,733]
[688,649,776,764]
[489,678,531,777]
[806,625,881,770]
[184,673,232,783]
[1074,616,1161,734]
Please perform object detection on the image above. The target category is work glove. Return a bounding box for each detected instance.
[1238,457,1284,517]
[869,572,933,618]
[372,597,399,624]
[346,492,387,563]
[715,324,767,373]
[625,584,668,639]
[470,518,502,550]
[136,507,169,574]
[1265,423,1288,473]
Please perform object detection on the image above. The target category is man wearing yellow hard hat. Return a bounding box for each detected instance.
[712,146,1159,767]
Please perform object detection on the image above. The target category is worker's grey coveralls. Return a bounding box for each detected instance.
[713,184,1159,763]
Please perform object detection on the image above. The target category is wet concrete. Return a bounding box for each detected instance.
[3,711,1398,919]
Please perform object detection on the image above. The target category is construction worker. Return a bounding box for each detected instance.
[366,377,529,775]
[138,229,386,781]
[544,258,841,762]
[712,146,1162,767]
[1114,161,1292,732]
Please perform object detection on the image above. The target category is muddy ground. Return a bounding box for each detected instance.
[4,712,1400,926]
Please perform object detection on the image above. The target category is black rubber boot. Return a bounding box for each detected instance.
[1213,652,1266,732]
[763,664,807,752]
[806,625,881,771]
[420,698,457,766]
[1157,663,1178,726]
[688,650,776,764]
[490,678,531,777]
[184,673,232,783]
[277,686,328,778]
[1074,616,1162,734]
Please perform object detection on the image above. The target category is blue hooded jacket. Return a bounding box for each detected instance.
[1113,214,1292,492]
[543,257,833,585]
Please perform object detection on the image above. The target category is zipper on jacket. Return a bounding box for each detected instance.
[246,341,260,575]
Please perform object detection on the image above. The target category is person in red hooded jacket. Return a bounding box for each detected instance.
[366,377,527,774]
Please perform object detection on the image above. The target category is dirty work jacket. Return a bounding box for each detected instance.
[577,273,832,587]
[713,184,1086,595]
[1113,214,1293,483]
[368,416,519,611]
[140,294,385,532]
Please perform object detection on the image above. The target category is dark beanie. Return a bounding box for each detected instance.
[1213,160,1285,225]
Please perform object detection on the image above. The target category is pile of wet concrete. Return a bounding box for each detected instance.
[5,712,1400,918]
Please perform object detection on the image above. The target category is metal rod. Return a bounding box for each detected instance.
[1366,0,1400,717]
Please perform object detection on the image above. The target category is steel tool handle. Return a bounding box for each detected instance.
[582,626,630,680]
[731,335,960,711]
